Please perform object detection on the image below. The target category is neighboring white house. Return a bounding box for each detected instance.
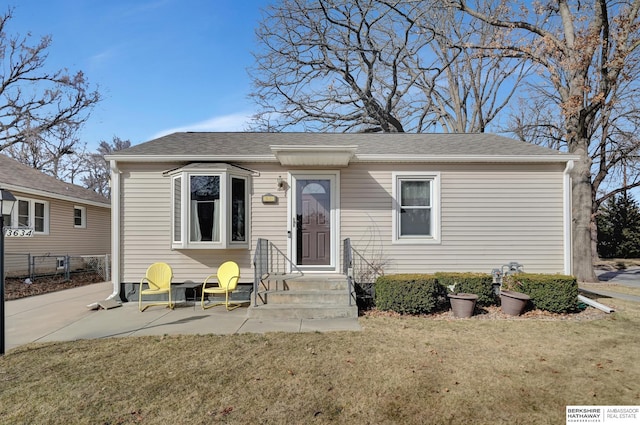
[106,132,579,302]
[0,154,111,276]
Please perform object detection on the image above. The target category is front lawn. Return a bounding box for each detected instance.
[0,296,638,424]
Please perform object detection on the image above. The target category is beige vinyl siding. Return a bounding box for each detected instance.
[4,190,110,275]
[340,166,392,271]
[118,162,290,283]
[118,160,568,283]
[341,163,567,274]
[248,164,288,249]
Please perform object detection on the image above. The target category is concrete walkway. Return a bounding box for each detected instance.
[5,282,361,352]
[7,268,639,353]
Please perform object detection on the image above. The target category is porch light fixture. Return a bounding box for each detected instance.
[0,188,17,355]
[277,175,285,190]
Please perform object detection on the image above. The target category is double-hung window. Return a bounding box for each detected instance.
[74,206,86,228]
[170,163,250,249]
[392,172,440,243]
[9,198,49,234]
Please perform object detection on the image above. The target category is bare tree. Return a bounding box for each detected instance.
[251,0,429,132]
[81,137,131,198]
[0,8,100,172]
[250,0,526,133]
[450,0,640,281]
[4,122,86,181]
[416,2,530,132]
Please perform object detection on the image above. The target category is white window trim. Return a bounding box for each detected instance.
[169,165,251,250]
[228,175,250,247]
[392,172,441,244]
[74,206,87,228]
[11,197,50,235]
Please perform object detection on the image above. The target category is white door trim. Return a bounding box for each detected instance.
[287,171,340,273]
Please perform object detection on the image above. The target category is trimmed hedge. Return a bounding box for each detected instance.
[435,272,496,306]
[374,274,445,314]
[503,273,578,313]
[374,272,579,315]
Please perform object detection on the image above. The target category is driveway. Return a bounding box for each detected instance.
[595,266,640,288]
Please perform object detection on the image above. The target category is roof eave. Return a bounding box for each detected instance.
[1,183,111,208]
[354,154,581,163]
[105,155,275,163]
[105,153,579,164]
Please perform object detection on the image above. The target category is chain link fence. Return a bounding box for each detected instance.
[4,253,110,282]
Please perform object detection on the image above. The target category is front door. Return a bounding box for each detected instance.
[291,174,337,270]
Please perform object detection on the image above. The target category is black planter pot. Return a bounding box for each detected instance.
[500,290,531,316]
[448,293,478,318]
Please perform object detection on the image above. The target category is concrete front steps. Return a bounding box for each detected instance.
[247,274,358,319]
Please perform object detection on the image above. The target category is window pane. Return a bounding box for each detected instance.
[401,180,430,207]
[74,208,83,226]
[400,208,431,236]
[18,200,29,226]
[34,202,45,232]
[190,175,220,242]
[231,177,246,242]
[173,177,181,242]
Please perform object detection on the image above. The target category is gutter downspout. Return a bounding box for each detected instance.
[563,160,574,276]
[106,160,121,300]
[577,295,614,313]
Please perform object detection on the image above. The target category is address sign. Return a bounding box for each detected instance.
[4,227,35,237]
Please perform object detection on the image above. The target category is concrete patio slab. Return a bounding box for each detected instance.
[4,282,361,352]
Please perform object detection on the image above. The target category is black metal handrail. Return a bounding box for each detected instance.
[343,238,382,307]
[343,238,355,306]
[252,238,302,306]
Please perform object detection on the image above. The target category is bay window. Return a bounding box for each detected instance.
[170,164,250,249]
[392,172,440,243]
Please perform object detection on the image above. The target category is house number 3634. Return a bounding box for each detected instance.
[4,228,35,237]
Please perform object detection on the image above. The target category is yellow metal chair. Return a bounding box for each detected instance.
[138,262,174,312]
[201,261,241,310]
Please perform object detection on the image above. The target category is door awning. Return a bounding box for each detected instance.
[270,145,357,167]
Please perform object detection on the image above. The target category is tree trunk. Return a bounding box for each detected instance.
[571,141,598,282]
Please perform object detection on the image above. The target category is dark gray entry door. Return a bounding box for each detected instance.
[296,179,331,266]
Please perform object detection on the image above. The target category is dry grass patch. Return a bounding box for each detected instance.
[1,300,640,424]
[581,282,640,298]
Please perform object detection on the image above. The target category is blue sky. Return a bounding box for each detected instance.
[10,0,267,150]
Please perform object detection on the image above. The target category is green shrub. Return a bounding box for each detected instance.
[434,272,497,306]
[503,273,578,313]
[374,274,445,314]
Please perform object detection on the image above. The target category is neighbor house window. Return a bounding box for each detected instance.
[74,206,86,228]
[9,198,49,234]
[170,163,250,249]
[392,172,440,243]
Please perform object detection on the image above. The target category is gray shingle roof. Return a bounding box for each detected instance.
[0,154,110,207]
[107,132,573,161]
